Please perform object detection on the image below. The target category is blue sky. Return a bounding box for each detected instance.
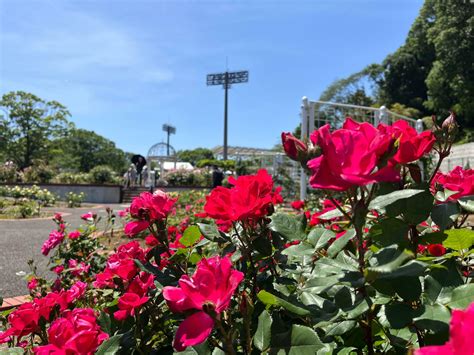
[0,0,424,155]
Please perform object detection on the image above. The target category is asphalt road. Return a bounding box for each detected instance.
[0,204,125,298]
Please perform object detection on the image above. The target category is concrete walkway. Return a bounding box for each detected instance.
[0,204,125,298]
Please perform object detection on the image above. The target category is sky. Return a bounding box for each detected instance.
[0,0,424,155]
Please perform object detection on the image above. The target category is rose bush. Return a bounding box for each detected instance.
[0,116,473,354]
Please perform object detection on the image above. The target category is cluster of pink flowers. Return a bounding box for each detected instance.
[33,308,108,354]
[41,230,65,256]
[0,281,87,345]
[163,256,244,351]
[203,169,283,225]
[94,241,147,288]
[124,190,177,236]
[282,118,435,191]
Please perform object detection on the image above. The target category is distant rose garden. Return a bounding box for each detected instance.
[1,115,473,354]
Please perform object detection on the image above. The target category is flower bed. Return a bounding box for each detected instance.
[0,116,473,354]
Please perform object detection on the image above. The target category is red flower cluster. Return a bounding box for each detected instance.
[282,118,435,191]
[125,190,177,237]
[163,256,244,351]
[431,166,474,201]
[307,119,400,191]
[204,169,282,224]
[378,120,435,164]
[94,241,147,288]
[291,200,305,210]
[41,230,65,256]
[33,308,108,354]
[416,301,474,354]
[0,282,87,344]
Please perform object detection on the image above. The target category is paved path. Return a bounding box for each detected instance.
[0,204,125,298]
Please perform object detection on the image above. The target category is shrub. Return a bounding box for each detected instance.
[52,172,90,184]
[21,161,56,183]
[89,165,116,184]
[66,191,85,207]
[163,169,211,187]
[0,162,19,183]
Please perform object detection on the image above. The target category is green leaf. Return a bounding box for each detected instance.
[431,202,460,231]
[257,290,310,316]
[270,213,306,241]
[307,228,336,250]
[369,189,425,211]
[392,276,422,301]
[369,218,409,248]
[442,229,474,251]
[181,226,202,247]
[197,223,220,241]
[254,310,272,351]
[327,230,355,258]
[318,208,344,220]
[381,303,414,329]
[447,283,474,309]
[458,195,474,213]
[289,325,325,354]
[96,334,122,355]
[414,304,450,333]
[325,320,356,336]
[282,242,314,257]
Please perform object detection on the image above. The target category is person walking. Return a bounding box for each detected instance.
[211,165,224,188]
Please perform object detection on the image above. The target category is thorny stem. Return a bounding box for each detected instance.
[233,222,258,299]
[327,196,352,222]
[214,316,236,355]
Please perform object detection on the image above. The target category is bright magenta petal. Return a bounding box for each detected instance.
[173,311,214,352]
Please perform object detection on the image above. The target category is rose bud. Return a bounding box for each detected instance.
[281,132,307,161]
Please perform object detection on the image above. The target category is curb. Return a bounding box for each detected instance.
[0,295,30,311]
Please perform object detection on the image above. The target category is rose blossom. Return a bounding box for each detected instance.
[431,166,474,201]
[163,256,244,351]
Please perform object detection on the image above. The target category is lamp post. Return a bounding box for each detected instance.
[207,70,248,160]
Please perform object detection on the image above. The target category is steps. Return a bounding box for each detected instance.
[122,187,150,203]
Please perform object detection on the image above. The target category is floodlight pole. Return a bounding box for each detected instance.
[207,70,248,161]
[162,124,176,156]
[223,72,229,160]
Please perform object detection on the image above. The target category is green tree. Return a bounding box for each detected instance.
[424,0,474,126]
[0,91,71,169]
[176,148,214,166]
[377,0,436,113]
[50,128,128,173]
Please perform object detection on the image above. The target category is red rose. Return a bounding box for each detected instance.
[427,244,446,257]
[291,200,305,210]
[431,166,474,201]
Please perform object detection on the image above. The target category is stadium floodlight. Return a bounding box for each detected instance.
[207,70,249,160]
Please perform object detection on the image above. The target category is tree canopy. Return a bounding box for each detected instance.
[319,0,474,129]
[176,148,215,166]
[0,91,71,168]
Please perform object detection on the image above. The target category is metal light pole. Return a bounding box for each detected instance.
[207,70,248,160]
[162,124,176,156]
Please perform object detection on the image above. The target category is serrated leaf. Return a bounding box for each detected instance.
[180,225,202,247]
[289,325,325,354]
[325,320,356,336]
[254,310,272,351]
[369,218,409,248]
[327,230,355,258]
[447,283,474,309]
[270,213,306,241]
[442,229,474,251]
[458,195,474,213]
[96,334,122,355]
[197,223,220,241]
[414,304,450,333]
[431,202,460,231]
[318,208,344,220]
[257,290,310,316]
[308,228,336,250]
[282,243,314,257]
[369,189,425,211]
